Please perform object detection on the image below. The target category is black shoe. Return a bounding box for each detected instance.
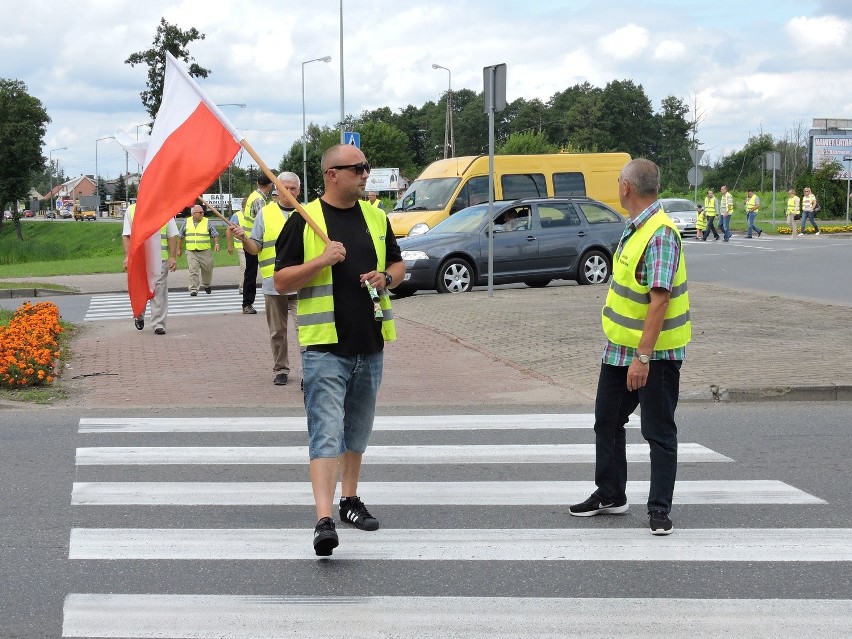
[339,496,380,531]
[313,517,339,556]
[569,494,628,517]
[205,286,212,294]
[273,373,288,386]
[134,316,144,330]
[242,305,257,314]
[757,230,762,237]
[154,327,166,335]
[649,510,673,535]
[300,378,304,391]
[190,291,198,296]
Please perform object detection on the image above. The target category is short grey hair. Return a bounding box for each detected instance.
[277,171,300,186]
[620,158,660,197]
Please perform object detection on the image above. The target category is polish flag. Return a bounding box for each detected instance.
[126,52,242,317]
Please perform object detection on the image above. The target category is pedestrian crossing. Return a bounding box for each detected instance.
[63,412,850,638]
[84,288,261,321]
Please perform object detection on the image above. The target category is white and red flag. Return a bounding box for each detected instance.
[126,51,242,317]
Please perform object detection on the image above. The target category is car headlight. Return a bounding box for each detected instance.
[408,223,430,236]
[401,250,429,262]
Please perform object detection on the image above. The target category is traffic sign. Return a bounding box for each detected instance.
[344,131,360,148]
[688,147,704,163]
[687,167,704,187]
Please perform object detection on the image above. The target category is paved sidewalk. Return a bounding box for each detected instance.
[3,268,852,409]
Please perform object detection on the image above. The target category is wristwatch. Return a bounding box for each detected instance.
[636,353,650,365]
[382,271,393,286]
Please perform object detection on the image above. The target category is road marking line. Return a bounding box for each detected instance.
[71,479,824,506]
[75,443,731,465]
[68,528,852,561]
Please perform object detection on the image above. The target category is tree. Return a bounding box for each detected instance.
[655,96,691,190]
[125,18,210,120]
[358,121,414,177]
[598,79,655,157]
[0,78,50,239]
[497,131,558,155]
[796,160,846,219]
[97,177,108,200]
[705,133,774,191]
[115,174,127,202]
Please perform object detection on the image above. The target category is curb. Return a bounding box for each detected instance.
[0,288,78,299]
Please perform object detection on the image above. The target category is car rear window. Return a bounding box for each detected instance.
[578,202,623,224]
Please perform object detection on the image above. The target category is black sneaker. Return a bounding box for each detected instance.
[569,494,628,517]
[134,316,144,330]
[313,517,339,556]
[205,286,212,294]
[339,496,380,531]
[649,510,673,535]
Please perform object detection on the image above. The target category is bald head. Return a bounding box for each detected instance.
[320,143,369,208]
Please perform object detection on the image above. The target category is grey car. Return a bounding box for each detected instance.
[658,198,698,235]
[394,197,625,296]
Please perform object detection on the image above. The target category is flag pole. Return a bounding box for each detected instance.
[195,196,232,225]
[238,138,331,245]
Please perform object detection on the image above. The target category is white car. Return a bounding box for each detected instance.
[658,198,698,235]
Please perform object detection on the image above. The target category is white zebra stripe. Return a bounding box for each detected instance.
[84,291,263,321]
[62,595,852,639]
[70,480,825,506]
[75,442,732,465]
[77,413,635,432]
[68,527,852,561]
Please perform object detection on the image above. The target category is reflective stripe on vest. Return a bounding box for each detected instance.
[787,197,800,214]
[127,204,169,259]
[601,210,691,351]
[746,195,759,212]
[296,199,397,346]
[240,190,265,234]
[184,217,211,250]
[258,201,289,279]
[703,197,716,215]
[802,194,815,212]
[722,192,733,213]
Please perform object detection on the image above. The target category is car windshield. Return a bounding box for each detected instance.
[393,177,461,212]
[661,200,697,213]
[428,203,491,233]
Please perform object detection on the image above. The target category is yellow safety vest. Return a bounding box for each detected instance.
[127,204,169,260]
[258,201,290,279]
[601,211,691,351]
[802,194,815,212]
[184,217,211,250]
[296,199,396,346]
[241,189,266,233]
[787,196,800,215]
[703,197,716,215]
[721,192,733,213]
[696,209,707,231]
[746,195,759,212]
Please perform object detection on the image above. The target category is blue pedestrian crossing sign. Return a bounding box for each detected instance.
[344,131,361,148]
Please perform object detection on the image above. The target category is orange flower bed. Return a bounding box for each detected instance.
[0,301,63,388]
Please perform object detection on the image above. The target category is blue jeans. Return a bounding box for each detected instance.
[592,360,682,513]
[801,210,819,233]
[747,212,762,237]
[302,350,384,459]
[719,215,731,241]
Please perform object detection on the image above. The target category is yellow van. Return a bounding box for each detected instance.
[388,152,630,237]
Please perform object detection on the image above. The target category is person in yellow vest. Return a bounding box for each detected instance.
[786,188,800,237]
[569,158,691,536]
[366,191,384,211]
[695,204,707,241]
[745,188,762,238]
[702,188,719,241]
[121,203,179,335]
[273,144,406,556]
[719,184,734,242]
[231,172,302,386]
[239,174,274,314]
[799,186,819,236]
[177,204,220,296]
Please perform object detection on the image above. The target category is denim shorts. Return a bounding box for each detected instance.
[302,350,384,459]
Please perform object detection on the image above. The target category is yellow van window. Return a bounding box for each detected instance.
[553,172,586,196]
[501,174,546,199]
[452,176,491,212]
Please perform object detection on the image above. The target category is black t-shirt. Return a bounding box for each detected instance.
[275,200,402,356]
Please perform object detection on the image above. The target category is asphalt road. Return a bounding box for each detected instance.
[2,403,850,638]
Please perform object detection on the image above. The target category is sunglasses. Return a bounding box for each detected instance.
[327,162,371,175]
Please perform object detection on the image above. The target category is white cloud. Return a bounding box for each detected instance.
[786,15,849,52]
[598,24,650,60]
[653,40,687,62]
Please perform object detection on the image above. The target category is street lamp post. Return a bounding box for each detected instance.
[302,56,332,204]
[48,146,68,214]
[432,64,454,159]
[844,156,852,224]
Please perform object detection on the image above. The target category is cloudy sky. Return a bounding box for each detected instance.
[2,0,850,184]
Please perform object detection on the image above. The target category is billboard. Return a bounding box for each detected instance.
[365,168,401,192]
[809,118,852,179]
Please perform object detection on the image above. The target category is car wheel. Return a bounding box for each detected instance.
[437,258,474,293]
[577,250,611,285]
[524,279,551,288]
[390,287,416,299]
